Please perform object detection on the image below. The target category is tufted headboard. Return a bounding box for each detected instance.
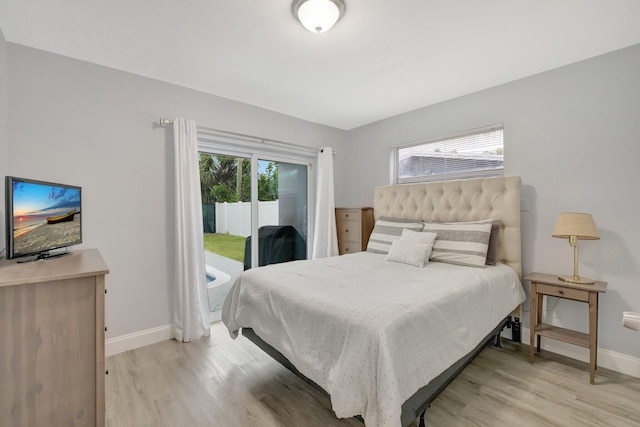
[373,176,522,279]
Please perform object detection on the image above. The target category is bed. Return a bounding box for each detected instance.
[222,176,525,427]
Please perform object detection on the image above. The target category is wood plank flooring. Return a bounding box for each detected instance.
[105,322,640,427]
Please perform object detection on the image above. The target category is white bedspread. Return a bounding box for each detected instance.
[222,252,525,427]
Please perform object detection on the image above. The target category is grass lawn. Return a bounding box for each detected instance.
[203,233,246,262]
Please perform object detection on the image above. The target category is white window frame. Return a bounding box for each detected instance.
[390,124,504,184]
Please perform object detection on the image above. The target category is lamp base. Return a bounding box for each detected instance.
[558,275,595,285]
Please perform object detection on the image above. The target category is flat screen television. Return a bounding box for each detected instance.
[5,176,82,261]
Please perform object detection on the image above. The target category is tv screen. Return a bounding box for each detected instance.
[5,176,82,260]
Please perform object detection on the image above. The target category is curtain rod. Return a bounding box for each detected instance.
[159,117,328,155]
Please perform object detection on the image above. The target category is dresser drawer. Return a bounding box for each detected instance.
[336,220,361,243]
[336,209,360,221]
[338,241,360,255]
[536,283,589,302]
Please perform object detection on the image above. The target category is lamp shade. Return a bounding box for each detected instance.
[293,0,345,33]
[552,213,600,240]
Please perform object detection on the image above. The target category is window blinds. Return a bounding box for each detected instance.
[395,125,504,183]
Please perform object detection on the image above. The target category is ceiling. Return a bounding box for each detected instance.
[1,1,640,130]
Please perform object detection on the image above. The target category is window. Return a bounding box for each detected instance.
[392,125,504,184]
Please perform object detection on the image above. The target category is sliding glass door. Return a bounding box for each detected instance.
[198,144,312,319]
[199,153,251,317]
[249,158,308,269]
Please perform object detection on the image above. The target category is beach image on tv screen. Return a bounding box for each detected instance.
[12,181,81,255]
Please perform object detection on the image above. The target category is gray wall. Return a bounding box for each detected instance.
[0,29,7,250]
[342,44,640,360]
[5,35,640,364]
[6,44,347,339]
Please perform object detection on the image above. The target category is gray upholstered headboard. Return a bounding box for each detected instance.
[373,176,522,279]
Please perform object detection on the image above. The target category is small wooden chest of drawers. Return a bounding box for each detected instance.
[335,207,374,255]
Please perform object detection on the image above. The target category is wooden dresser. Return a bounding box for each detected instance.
[335,207,375,255]
[0,249,109,427]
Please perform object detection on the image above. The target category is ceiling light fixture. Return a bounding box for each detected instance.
[292,0,345,34]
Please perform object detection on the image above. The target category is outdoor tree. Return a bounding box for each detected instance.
[199,154,278,204]
[258,162,278,201]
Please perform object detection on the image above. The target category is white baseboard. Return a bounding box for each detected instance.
[105,324,640,379]
[521,327,640,379]
[106,324,174,357]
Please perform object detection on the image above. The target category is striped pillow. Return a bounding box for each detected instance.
[366,217,424,255]
[483,219,501,266]
[423,221,492,267]
[426,219,501,265]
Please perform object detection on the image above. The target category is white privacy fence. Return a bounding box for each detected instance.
[215,201,279,237]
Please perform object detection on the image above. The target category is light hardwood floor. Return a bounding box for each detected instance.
[106,322,640,427]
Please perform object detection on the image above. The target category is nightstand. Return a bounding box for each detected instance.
[525,272,607,384]
[335,207,374,255]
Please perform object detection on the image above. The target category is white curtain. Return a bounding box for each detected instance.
[172,117,210,342]
[312,147,339,259]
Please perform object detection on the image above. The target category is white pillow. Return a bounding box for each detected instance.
[401,228,437,245]
[384,239,432,267]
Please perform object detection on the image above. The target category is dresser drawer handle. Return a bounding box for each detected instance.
[345,229,349,232]
[558,290,564,295]
[345,214,349,218]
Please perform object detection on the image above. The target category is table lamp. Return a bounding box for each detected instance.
[552,213,600,284]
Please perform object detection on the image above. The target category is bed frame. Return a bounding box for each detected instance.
[242,176,523,426]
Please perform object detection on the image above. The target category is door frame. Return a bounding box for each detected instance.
[198,136,316,268]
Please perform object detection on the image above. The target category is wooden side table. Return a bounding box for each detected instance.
[525,272,607,384]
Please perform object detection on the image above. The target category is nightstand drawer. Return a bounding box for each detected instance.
[336,221,360,242]
[336,209,360,221]
[337,241,359,255]
[537,283,589,302]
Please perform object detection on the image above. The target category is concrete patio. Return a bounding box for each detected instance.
[204,250,244,313]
